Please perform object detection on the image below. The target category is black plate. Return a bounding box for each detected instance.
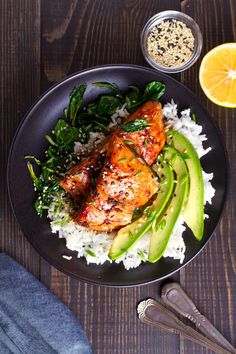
[8,65,228,287]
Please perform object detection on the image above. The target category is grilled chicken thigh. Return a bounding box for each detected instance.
[60,101,165,231]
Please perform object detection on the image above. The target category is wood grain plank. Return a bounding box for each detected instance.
[71,282,181,354]
[0,0,41,277]
[180,0,236,353]
[40,0,181,90]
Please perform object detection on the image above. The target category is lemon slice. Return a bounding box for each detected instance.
[199,43,236,108]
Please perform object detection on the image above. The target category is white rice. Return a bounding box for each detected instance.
[74,132,106,156]
[108,103,129,130]
[48,101,215,270]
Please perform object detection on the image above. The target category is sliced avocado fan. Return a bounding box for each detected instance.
[148,146,189,263]
[167,130,204,241]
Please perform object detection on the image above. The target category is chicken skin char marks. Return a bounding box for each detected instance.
[59,101,165,200]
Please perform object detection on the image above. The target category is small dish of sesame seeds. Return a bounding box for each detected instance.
[141,11,203,73]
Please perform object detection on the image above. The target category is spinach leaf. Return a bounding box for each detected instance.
[69,85,87,126]
[24,155,41,166]
[92,120,109,133]
[45,135,57,146]
[143,81,165,101]
[77,112,93,125]
[120,119,150,132]
[97,95,120,116]
[93,82,121,96]
[128,85,141,93]
[125,86,143,113]
[27,162,42,190]
[86,102,97,116]
[65,126,86,148]
[54,119,88,148]
[54,118,67,138]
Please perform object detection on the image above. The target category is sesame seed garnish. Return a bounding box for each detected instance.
[147,19,195,68]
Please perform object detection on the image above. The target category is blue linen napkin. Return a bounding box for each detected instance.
[0,253,93,354]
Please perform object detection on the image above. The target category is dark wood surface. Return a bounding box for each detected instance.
[0,0,235,353]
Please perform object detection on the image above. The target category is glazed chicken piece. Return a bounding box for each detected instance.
[75,137,159,231]
[75,195,134,231]
[96,136,159,206]
[60,101,165,202]
[59,153,105,201]
[117,101,165,166]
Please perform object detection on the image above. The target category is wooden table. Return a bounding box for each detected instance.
[1,1,235,353]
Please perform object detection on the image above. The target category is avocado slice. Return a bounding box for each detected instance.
[167,130,204,240]
[108,153,174,261]
[148,146,189,263]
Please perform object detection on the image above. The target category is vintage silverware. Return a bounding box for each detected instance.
[161,282,236,354]
[137,298,233,354]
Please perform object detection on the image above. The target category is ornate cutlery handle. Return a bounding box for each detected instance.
[161,282,236,354]
[137,298,233,354]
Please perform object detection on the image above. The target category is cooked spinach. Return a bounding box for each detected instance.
[97,95,120,116]
[69,85,86,126]
[25,117,86,216]
[26,160,61,217]
[143,81,165,101]
[125,86,143,113]
[92,82,121,97]
[54,119,88,148]
[26,80,166,217]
